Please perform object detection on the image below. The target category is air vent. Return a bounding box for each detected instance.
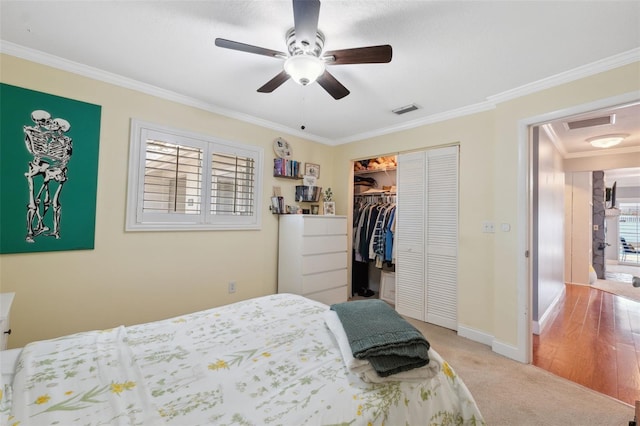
[564,114,615,130]
[392,104,419,115]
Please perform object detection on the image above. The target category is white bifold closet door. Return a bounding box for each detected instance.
[395,146,458,330]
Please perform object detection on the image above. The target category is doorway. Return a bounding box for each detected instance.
[526,95,640,403]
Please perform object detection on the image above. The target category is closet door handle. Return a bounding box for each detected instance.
[4,329,11,335]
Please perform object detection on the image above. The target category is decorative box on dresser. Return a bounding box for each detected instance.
[278,215,348,305]
[0,292,15,350]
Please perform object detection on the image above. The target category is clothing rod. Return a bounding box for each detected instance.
[354,192,396,197]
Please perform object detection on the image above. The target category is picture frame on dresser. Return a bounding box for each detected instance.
[323,201,335,215]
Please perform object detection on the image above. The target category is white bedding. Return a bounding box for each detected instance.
[2,293,484,425]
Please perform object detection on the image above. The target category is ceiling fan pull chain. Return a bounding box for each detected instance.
[300,93,306,131]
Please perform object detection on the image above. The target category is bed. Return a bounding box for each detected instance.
[1,293,484,425]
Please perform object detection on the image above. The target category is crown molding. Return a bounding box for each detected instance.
[563,144,640,160]
[2,40,638,146]
[540,123,568,157]
[332,101,496,145]
[0,40,334,145]
[336,49,640,145]
[487,48,640,105]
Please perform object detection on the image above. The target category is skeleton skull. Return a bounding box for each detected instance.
[31,110,52,128]
[51,118,71,133]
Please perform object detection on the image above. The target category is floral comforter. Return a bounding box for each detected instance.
[3,293,484,425]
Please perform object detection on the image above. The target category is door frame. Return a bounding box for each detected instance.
[516,91,640,363]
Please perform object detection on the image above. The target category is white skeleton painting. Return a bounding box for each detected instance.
[23,110,73,243]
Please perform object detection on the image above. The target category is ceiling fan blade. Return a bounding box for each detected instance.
[323,45,393,65]
[316,71,350,100]
[293,0,320,49]
[257,71,291,93]
[215,38,286,58]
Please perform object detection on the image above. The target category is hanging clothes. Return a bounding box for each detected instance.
[353,195,396,267]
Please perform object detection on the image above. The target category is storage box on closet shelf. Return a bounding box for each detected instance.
[354,156,397,173]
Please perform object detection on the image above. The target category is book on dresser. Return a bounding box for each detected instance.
[277,215,348,305]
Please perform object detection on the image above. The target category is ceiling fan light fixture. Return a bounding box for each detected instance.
[284,55,325,86]
[586,133,628,148]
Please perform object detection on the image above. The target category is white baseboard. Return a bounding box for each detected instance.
[457,324,494,346]
[532,285,566,335]
[492,339,524,362]
[458,324,526,363]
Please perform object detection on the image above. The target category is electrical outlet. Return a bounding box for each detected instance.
[482,221,495,233]
[228,281,236,293]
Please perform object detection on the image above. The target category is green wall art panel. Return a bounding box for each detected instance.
[0,84,101,254]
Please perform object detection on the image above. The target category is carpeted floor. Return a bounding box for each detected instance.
[406,318,634,426]
[592,278,640,303]
[596,264,640,302]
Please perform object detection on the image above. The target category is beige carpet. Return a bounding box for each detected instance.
[405,318,634,426]
[592,278,640,303]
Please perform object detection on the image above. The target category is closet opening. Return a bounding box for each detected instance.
[350,146,459,331]
[351,156,398,303]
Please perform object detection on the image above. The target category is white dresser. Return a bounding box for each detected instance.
[0,292,15,350]
[278,215,348,305]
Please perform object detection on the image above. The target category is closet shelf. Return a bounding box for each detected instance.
[354,167,397,175]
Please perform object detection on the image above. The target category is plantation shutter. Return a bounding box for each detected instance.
[396,146,459,330]
[141,139,203,223]
[127,119,263,231]
[211,153,255,216]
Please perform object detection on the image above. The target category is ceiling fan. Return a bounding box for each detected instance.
[214,0,392,100]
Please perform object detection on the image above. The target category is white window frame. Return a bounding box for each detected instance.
[126,119,263,231]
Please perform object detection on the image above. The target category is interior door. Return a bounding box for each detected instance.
[396,146,459,330]
[425,146,458,330]
[395,151,426,320]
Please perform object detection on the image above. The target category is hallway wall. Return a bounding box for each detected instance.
[534,127,566,332]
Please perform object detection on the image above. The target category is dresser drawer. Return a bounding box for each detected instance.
[302,252,347,275]
[302,235,347,255]
[303,217,347,236]
[306,286,348,305]
[302,269,347,294]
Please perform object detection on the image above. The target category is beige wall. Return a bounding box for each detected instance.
[0,55,337,348]
[334,113,497,336]
[489,64,639,348]
[334,62,640,353]
[2,53,639,356]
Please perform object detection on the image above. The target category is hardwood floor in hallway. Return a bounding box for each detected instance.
[533,283,640,406]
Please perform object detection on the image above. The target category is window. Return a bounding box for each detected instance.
[126,120,263,231]
[619,202,640,265]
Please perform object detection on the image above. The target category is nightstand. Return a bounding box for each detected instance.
[0,292,15,350]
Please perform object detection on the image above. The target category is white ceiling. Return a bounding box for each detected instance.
[1,1,639,160]
[542,102,640,188]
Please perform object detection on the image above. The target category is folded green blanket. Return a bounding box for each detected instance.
[330,299,430,377]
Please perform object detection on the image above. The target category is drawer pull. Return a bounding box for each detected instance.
[4,329,10,335]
